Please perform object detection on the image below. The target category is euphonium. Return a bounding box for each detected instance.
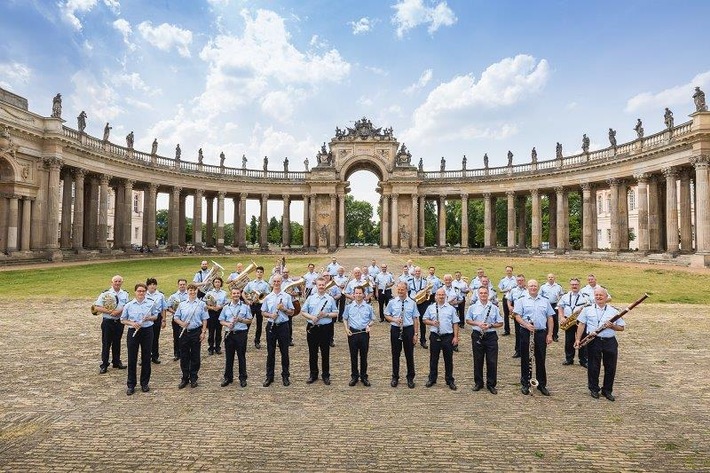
[229,260,257,290]
[414,281,434,304]
[560,301,592,331]
[324,279,336,291]
[282,277,305,294]
[201,260,225,292]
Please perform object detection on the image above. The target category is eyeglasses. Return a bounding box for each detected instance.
[136,289,146,293]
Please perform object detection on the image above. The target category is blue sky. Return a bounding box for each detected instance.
[1,0,709,221]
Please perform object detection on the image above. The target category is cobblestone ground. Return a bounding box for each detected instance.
[0,296,708,472]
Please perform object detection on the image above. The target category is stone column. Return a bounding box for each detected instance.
[692,156,710,253]
[590,187,598,251]
[391,193,399,248]
[45,157,62,250]
[239,193,247,250]
[169,187,181,251]
[123,179,134,248]
[232,197,239,248]
[635,174,650,253]
[517,195,527,248]
[531,189,541,250]
[84,176,98,248]
[302,194,309,248]
[20,197,32,251]
[411,194,419,249]
[381,195,390,247]
[60,174,73,248]
[113,181,124,249]
[608,179,620,251]
[145,184,157,250]
[178,192,187,247]
[71,169,85,251]
[6,195,19,252]
[437,195,446,247]
[483,193,493,249]
[581,184,593,251]
[260,194,268,251]
[418,196,425,248]
[648,175,661,252]
[330,194,337,249]
[461,193,469,248]
[205,196,214,246]
[337,193,345,248]
[283,194,291,248]
[309,194,317,249]
[548,192,557,249]
[216,191,225,250]
[618,180,629,250]
[506,191,515,248]
[679,170,693,252]
[0,196,7,252]
[193,190,203,248]
[663,167,679,254]
[98,174,111,250]
[556,186,569,253]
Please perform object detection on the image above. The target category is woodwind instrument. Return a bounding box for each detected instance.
[434,304,441,342]
[475,305,493,345]
[307,300,330,335]
[223,302,243,343]
[397,299,405,341]
[528,317,539,391]
[132,297,158,337]
[560,299,592,331]
[578,293,648,348]
[179,303,202,338]
[269,295,283,334]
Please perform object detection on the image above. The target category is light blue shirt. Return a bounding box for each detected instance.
[145,290,167,316]
[174,299,209,330]
[95,288,129,320]
[345,278,373,296]
[508,286,528,305]
[514,294,555,330]
[426,275,442,295]
[327,283,342,300]
[498,276,516,299]
[470,276,483,291]
[423,303,459,334]
[540,282,564,304]
[302,271,320,289]
[261,291,295,324]
[120,298,155,327]
[303,292,337,326]
[452,279,469,296]
[244,279,271,301]
[558,291,592,316]
[466,301,503,333]
[167,290,188,312]
[470,283,498,305]
[219,301,252,331]
[384,296,419,327]
[334,274,349,289]
[581,284,612,301]
[442,285,463,306]
[343,300,374,330]
[375,271,394,290]
[227,271,241,281]
[408,277,428,299]
[193,269,211,284]
[367,264,381,277]
[398,273,412,284]
[326,262,342,275]
[578,304,624,339]
[204,288,228,309]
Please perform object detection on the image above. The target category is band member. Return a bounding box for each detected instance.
[508,274,528,358]
[193,260,211,298]
[514,279,555,396]
[244,266,270,349]
[470,276,498,306]
[302,277,338,385]
[581,274,612,302]
[261,274,295,387]
[173,283,209,389]
[575,287,625,401]
[120,283,158,395]
[323,272,342,348]
[375,263,394,322]
[398,264,412,284]
[343,286,375,386]
[426,266,442,303]
[225,262,244,287]
[384,282,419,388]
[204,277,227,355]
[423,288,459,390]
[405,259,415,276]
[344,267,373,303]
[408,266,430,349]
[219,287,252,388]
[94,275,129,374]
[558,278,591,367]
[540,273,563,341]
[326,256,341,276]
[167,279,189,361]
[280,268,301,346]
[334,266,349,322]
[441,274,463,351]
[469,268,486,292]
[466,286,504,394]
[498,265,516,335]
[367,259,381,278]
[302,263,319,298]
[452,271,469,328]
[145,278,167,364]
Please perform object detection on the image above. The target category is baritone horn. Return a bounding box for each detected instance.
[229,260,257,290]
[201,260,225,292]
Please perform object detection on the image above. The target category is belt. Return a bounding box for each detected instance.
[268,321,287,327]
[186,327,202,333]
[350,329,369,334]
[228,329,248,334]
[596,335,615,340]
[433,332,453,336]
[535,329,547,333]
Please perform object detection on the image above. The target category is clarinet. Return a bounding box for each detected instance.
[434,304,441,342]
[268,296,282,334]
[476,305,493,346]
[307,299,329,335]
[397,300,405,341]
[527,315,539,390]
[223,302,241,344]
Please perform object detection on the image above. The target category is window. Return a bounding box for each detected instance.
[597,229,602,244]
[134,227,140,240]
[606,229,611,242]
[606,195,611,213]
[133,193,140,213]
[597,196,603,214]
[628,189,636,211]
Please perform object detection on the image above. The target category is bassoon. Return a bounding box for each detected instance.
[578,293,648,348]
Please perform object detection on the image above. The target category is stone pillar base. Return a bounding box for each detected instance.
[554,249,566,255]
[689,254,710,268]
[260,245,269,252]
[317,247,329,254]
[46,249,64,262]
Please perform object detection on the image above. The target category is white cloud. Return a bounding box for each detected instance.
[404,54,549,141]
[137,21,193,57]
[112,18,135,49]
[103,0,120,15]
[404,68,432,94]
[112,72,161,96]
[391,0,457,38]
[69,70,123,121]
[309,34,328,48]
[59,0,98,31]
[364,66,388,76]
[349,17,373,35]
[0,62,32,90]
[625,71,710,113]
[358,96,374,107]
[261,89,297,121]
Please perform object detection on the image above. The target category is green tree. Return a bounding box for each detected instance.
[156,209,168,245]
[424,200,437,246]
[345,195,376,244]
[290,221,303,245]
[249,215,258,245]
[268,216,281,244]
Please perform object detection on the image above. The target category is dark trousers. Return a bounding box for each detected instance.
[265,322,290,379]
[456,303,465,328]
[251,303,263,345]
[178,329,202,382]
[502,301,511,334]
[347,330,370,380]
[207,310,222,351]
[100,318,124,368]
[171,319,181,358]
[472,331,498,388]
[307,323,334,379]
[514,319,522,355]
[337,296,346,322]
[127,326,153,388]
[587,337,618,394]
[428,332,455,385]
[417,302,429,344]
[151,315,162,361]
[224,330,248,382]
[550,303,559,339]
[520,330,548,388]
[377,290,392,321]
[288,317,294,343]
[564,326,588,363]
[390,325,415,381]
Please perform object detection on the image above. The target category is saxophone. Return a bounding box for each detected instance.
[414,281,434,304]
[560,299,592,331]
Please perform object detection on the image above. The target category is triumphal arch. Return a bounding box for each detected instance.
[0,87,709,267]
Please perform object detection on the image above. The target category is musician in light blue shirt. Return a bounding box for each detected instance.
[145,277,167,364]
[508,274,529,358]
[540,273,564,341]
[333,266,349,321]
[513,279,555,396]
[343,286,375,386]
[326,257,342,276]
[303,278,338,385]
[192,260,211,296]
[225,262,244,287]
[367,260,381,277]
[384,282,419,388]
[120,283,158,394]
[244,267,271,350]
[575,286,625,401]
[558,278,592,367]
[261,275,295,387]
[498,265,516,335]
[374,265,395,322]
[204,277,228,355]
[466,286,504,394]
[167,279,189,361]
[94,275,130,374]
[219,287,252,387]
[302,263,320,297]
[344,267,373,302]
[423,289,460,390]
[173,284,209,389]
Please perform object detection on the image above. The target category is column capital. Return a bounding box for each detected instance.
[392,193,399,199]
[678,168,692,181]
[172,186,182,195]
[606,178,619,188]
[506,190,515,197]
[661,167,677,179]
[148,182,159,194]
[261,193,268,202]
[240,192,247,201]
[690,154,710,169]
[124,178,135,188]
[580,183,591,191]
[483,192,491,199]
[100,174,112,185]
[555,186,565,194]
[194,188,204,197]
[43,156,63,170]
[530,188,539,196]
[217,191,226,199]
[72,168,86,179]
[634,173,649,183]
[22,195,35,202]
[282,194,291,202]
[460,193,468,200]
[382,194,390,202]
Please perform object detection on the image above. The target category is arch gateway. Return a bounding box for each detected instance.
[0,87,709,267]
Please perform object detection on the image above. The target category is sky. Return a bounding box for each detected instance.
[1,0,710,224]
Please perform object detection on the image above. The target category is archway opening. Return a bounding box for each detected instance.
[344,169,381,246]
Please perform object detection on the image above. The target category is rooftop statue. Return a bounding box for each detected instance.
[664,108,674,129]
[198,148,204,164]
[531,147,537,163]
[220,151,226,167]
[242,154,247,169]
[418,157,423,171]
[51,93,62,118]
[151,138,158,155]
[693,86,707,112]
[507,150,513,167]
[175,144,181,161]
[263,156,268,171]
[462,154,467,170]
[395,143,412,166]
[440,156,446,172]
[283,156,289,172]
[304,157,309,172]
[556,142,563,160]
[582,134,590,153]
[103,122,111,141]
[608,128,617,149]
[483,153,489,169]
[77,111,87,133]
[634,119,644,139]
[126,131,134,149]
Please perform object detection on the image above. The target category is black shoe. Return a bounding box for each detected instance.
[113,363,127,369]
[553,335,559,342]
[590,390,600,399]
[425,380,435,388]
[487,386,498,395]
[151,358,161,364]
[208,349,214,356]
[602,391,615,402]
[521,386,530,395]
[263,378,274,387]
[453,345,459,352]
[215,349,222,355]
[221,379,232,387]
[407,380,415,389]
[289,341,294,347]
[512,352,521,358]
[283,377,290,387]
[99,366,108,374]
[349,377,358,387]
[472,384,483,392]
[580,361,588,368]
[361,379,371,387]
[329,341,335,347]
[126,387,135,396]
[502,332,511,336]
[420,342,428,349]
[390,378,398,388]
[255,342,261,349]
[240,379,247,388]
[306,376,317,384]
[178,380,189,389]
[562,360,574,365]
[173,356,180,361]
[323,377,331,386]
[448,382,457,391]
[190,381,198,388]
[141,385,150,393]
[538,386,550,396]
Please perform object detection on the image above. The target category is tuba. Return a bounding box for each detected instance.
[229,261,257,290]
[201,260,225,293]
[414,281,434,304]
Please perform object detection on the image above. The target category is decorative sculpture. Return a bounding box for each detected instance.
[531,147,537,163]
[77,111,87,132]
[395,143,412,166]
[418,157,423,172]
[283,157,289,173]
[263,156,268,171]
[304,157,309,172]
[103,122,111,141]
[483,153,489,169]
[126,131,134,149]
[507,151,513,167]
[51,93,62,118]
[242,154,247,169]
[151,138,158,155]
[220,151,226,167]
[664,108,674,129]
[634,119,644,139]
[582,134,590,153]
[175,144,181,161]
[462,154,467,170]
[693,86,707,112]
[608,128,617,149]
[556,142,563,160]
[198,148,204,164]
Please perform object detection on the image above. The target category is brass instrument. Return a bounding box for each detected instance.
[324,279,336,291]
[283,277,304,316]
[461,276,469,284]
[243,290,267,305]
[560,300,592,331]
[203,293,217,308]
[90,292,118,316]
[201,260,225,292]
[414,281,434,304]
[578,293,648,348]
[167,295,181,313]
[228,261,257,290]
